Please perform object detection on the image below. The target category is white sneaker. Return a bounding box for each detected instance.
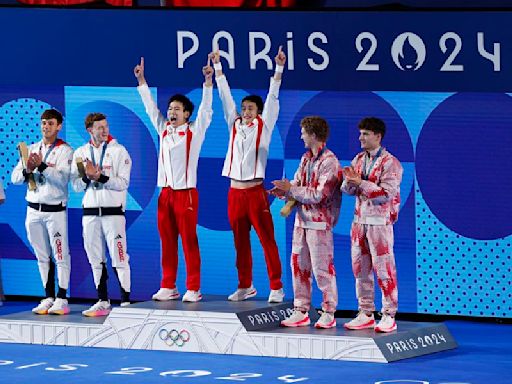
[375,314,397,333]
[268,288,284,303]
[82,300,111,317]
[48,298,70,315]
[315,311,336,329]
[228,285,257,301]
[120,302,131,307]
[343,311,375,330]
[182,290,202,303]
[281,309,311,327]
[152,288,180,301]
[32,297,54,315]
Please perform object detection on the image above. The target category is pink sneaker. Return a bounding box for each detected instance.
[315,311,336,329]
[344,311,375,330]
[375,315,397,333]
[281,309,311,327]
[82,300,111,317]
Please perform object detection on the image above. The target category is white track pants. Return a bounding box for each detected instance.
[25,208,71,290]
[82,215,131,292]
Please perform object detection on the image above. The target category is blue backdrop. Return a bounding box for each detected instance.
[0,8,510,318]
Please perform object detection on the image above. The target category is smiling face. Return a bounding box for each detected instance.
[359,129,382,151]
[88,119,110,146]
[167,101,190,128]
[241,100,259,124]
[40,118,62,144]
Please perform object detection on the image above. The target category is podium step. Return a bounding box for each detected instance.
[0,297,457,363]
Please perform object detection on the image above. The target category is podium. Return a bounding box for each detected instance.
[0,296,457,363]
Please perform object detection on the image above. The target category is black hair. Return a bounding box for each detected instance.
[167,94,194,120]
[242,95,264,114]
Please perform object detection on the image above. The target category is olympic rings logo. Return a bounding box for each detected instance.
[158,328,191,347]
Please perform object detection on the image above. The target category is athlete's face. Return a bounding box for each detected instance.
[359,129,381,151]
[241,101,259,124]
[40,118,62,144]
[300,126,316,149]
[167,101,190,127]
[89,119,110,145]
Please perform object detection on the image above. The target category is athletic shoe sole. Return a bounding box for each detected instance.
[343,319,376,330]
[32,309,49,315]
[375,323,397,333]
[281,317,311,327]
[152,294,180,301]
[49,308,70,315]
[82,309,111,317]
[228,289,257,301]
[315,319,336,329]
[182,294,202,303]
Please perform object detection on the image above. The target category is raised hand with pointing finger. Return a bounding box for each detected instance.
[134,54,213,303]
[274,46,286,81]
[202,56,213,86]
[213,44,287,304]
[134,57,146,86]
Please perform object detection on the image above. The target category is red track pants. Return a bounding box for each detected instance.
[157,187,201,291]
[228,184,282,290]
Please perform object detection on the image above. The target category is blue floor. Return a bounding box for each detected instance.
[0,319,509,383]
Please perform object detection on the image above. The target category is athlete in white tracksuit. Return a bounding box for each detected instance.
[11,109,73,315]
[71,113,131,316]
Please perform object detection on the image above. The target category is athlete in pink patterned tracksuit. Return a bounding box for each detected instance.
[271,116,342,329]
[342,117,403,333]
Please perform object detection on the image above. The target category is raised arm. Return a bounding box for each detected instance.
[135,57,167,134]
[211,51,238,127]
[262,46,286,131]
[192,56,214,137]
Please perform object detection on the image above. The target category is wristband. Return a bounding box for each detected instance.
[275,64,284,74]
[213,62,222,71]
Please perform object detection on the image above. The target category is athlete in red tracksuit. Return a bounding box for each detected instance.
[271,116,342,329]
[211,48,286,303]
[135,57,213,303]
[342,117,403,333]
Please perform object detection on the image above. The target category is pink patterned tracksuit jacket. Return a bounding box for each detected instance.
[341,146,403,316]
[287,146,342,313]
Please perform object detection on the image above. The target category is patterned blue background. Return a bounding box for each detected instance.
[0,9,511,318]
[1,87,510,317]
